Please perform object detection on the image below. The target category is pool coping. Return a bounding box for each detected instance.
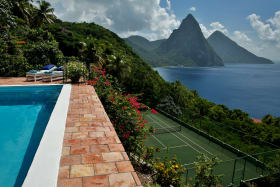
[19,84,72,187]
[0,83,64,87]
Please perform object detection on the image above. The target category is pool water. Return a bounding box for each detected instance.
[0,85,62,187]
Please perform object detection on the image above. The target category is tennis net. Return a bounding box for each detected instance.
[154,125,182,135]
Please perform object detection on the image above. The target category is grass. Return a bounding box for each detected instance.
[144,112,266,186]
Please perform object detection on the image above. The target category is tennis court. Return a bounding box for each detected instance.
[144,112,266,186]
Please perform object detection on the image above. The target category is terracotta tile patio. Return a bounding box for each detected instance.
[0,77,63,85]
[0,78,142,187]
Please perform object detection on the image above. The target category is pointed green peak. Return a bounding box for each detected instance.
[179,14,199,30]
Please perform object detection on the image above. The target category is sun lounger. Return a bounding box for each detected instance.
[26,64,57,82]
[42,71,64,82]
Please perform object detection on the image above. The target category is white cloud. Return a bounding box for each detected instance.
[233,31,252,42]
[268,11,280,28]
[46,0,180,40]
[247,11,280,48]
[200,22,228,38]
[166,0,171,11]
[189,7,196,12]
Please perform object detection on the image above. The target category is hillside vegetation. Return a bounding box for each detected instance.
[1,1,280,185]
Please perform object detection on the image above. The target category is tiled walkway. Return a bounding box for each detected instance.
[0,77,63,85]
[0,78,142,187]
[58,85,142,187]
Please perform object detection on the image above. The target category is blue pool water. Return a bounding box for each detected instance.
[0,85,62,187]
[155,64,280,118]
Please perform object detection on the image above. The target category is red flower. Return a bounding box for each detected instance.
[144,120,149,124]
[123,106,127,110]
[94,77,99,81]
[144,135,147,138]
[142,105,147,109]
[16,41,25,45]
[101,68,106,77]
[151,109,158,114]
[105,81,111,86]
[91,81,97,86]
[123,131,130,139]
[108,97,114,101]
[142,154,148,158]
[88,80,97,86]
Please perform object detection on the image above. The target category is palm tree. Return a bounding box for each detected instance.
[32,0,56,27]
[106,55,131,82]
[12,0,33,25]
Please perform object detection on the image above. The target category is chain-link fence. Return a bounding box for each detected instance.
[185,150,280,186]
[155,109,280,186]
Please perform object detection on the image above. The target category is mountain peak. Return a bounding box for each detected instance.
[209,31,230,41]
[180,14,198,29]
[185,14,195,20]
[212,30,224,36]
[208,31,273,64]
[155,14,224,67]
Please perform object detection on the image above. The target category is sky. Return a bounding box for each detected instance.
[46,0,280,61]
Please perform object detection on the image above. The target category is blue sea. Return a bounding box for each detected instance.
[155,64,280,119]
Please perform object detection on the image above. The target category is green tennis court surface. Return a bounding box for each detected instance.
[144,112,267,186]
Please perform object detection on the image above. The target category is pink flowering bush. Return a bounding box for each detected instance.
[88,66,155,158]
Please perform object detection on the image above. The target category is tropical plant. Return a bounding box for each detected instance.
[12,0,33,25]
[89,66,153,155]
[32,0,56,28]
[106,55,131,82]
[66,61,87,83]
[23,41,63,69]
[153,154,186,187]
[193,155,222,187]
[0,0,16,28]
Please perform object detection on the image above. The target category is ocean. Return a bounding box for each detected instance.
[155,64,280,119]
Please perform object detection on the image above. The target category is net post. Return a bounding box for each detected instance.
[231,159,237,184]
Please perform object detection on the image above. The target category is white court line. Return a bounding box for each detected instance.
[151,114,214,156]
[183,162,195,166]
[162,144,189,150]
[147,115,202,155]
[152,135,167,149]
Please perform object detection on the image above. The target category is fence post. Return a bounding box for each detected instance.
[242,159,247,181]
[199,115,201,129]
[186,169,189,184]
[231,159,237,184]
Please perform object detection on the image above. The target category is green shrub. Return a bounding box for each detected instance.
[153,155,186,187]
[0,55,31,76]
[23,41,63,69]
[66,61,87,83]
[26,28,55,43]
[88,66,156,159]
[0,0,15,28]
[193,155,222,187]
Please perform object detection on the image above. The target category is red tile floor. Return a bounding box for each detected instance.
[0,78,142,187]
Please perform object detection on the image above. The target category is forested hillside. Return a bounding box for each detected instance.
[1,1,280,185]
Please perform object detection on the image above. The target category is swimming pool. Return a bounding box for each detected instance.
[0,85,71,187]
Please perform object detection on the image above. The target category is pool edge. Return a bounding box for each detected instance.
[22,84,72,187]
